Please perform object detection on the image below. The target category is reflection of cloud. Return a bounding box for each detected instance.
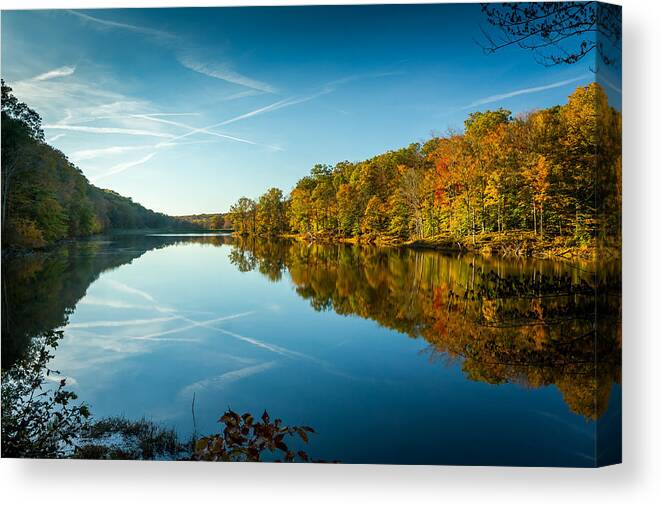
[131,312,255,341]
[68,329,197,346]
[533,410,594,438]
[78,297,147,309]
[78,296,196,314]
[63,316,179,329]
[83,279,357,384]
[179,362,277,398]
[215,327,308,359]
[99,281,298,352]
[105,279,158,302]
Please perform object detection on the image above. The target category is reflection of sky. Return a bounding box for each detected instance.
[49,240,616,466]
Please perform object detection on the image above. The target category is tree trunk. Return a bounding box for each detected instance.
[1,163,17,231]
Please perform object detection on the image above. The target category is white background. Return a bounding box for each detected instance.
[1,0,659,505]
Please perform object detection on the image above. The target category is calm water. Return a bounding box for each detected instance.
[2,234,621,466]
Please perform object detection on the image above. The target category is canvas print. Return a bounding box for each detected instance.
[1,2,621,466]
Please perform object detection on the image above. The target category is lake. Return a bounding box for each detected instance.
[1,233,621,466]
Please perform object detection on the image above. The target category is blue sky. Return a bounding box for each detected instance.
[1,5,621,215]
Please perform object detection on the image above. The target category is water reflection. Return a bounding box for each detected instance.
[228,237,621,421]
[1,234,234,368]
[1,233,621,465]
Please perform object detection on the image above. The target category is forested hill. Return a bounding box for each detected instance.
[175,213,231,230]
[1,81,193,249]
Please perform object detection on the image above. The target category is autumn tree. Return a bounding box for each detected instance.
[225,83,620,252]
[256,188,288,236]
[228,197,257,235]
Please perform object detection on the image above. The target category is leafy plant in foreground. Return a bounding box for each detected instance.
[193,409,318,462]
[1,330,90,458]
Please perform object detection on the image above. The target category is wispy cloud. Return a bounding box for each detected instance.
[322,70,402,90]
[185,71,400,132]
[74,111,202,124]
[463,74,590,109]
[68,10,273,96]
[154,71,397,147]
[67,10,174,41]
[46,133,66,143]
[92,152,157,182]
[214,97,309,128]
[599,76,622,94]
[10,79,127,122]
[67,101,154,122]
[43,124,176,139]
[178,50,277,93]
[61,111,263,157]
[71,145,153,161]
[221,89,264,101]
[47,373,78,386]
[138,112,201,118]
[134,115,258,146]
[70,139,221,162]
[32,65,76,82]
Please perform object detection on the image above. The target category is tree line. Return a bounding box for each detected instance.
[1,80,193,249]
[176,212,231,230]
[227,83,621,252]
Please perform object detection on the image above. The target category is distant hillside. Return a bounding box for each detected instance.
[176,212,232,230]
[1,80,193,249]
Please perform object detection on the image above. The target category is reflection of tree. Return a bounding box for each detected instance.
[1,330,91,457]
[4,233,621,421]
[2,241,136,369]
[1,234,235,368]
[230,238,621,420]
[229,236,285,282]
[428,273,620,420]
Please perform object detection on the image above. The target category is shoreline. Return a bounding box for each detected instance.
[2,229,621,262]
[1,227,207,258]
[276,231,620,261]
